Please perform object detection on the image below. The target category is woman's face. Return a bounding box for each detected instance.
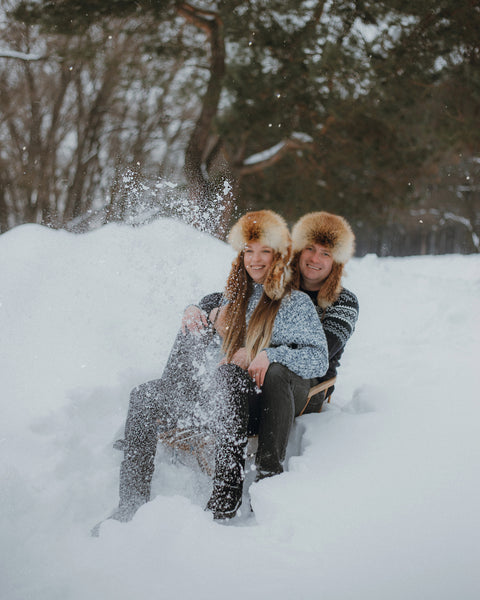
[243,241,275,284]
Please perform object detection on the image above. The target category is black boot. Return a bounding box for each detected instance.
[204,364,254,521]
[206,481,243,520]
[254,468,278,482]
[205,432,246,521]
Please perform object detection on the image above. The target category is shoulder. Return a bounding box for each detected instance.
[280,290,318,315]
[323,287,359,328]
[284,289,315,306]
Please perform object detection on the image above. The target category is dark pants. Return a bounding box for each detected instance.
[208,362,325,489]
[255,362,325,477]
[209,364,258,488]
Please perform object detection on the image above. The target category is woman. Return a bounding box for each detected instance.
[95,210,327,533]
[203,210,329,519]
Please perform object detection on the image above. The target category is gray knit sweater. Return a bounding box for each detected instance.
[246,284,328,379]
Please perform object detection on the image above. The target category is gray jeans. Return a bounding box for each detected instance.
[119,325,216,511]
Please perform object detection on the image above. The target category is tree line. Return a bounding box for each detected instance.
[1,0,479,254]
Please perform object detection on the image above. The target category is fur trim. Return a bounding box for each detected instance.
[228,210,290,256]
[291,212,355,308]
[291,211,355,264]
[227,210,292,301]
[262,250,292,301]
[315,262,344,308]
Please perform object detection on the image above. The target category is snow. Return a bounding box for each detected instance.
[0,49,44,61]
[244,140,286,165]
[1,218,479,600]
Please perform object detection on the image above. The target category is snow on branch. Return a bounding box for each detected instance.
[243,141,287,166]
[240,132,313,175]
[0,49,45,61]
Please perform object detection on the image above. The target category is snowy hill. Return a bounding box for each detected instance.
[1,219,479,600]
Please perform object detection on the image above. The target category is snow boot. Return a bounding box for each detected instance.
[206,481,243,520]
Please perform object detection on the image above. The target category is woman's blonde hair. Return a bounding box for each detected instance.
[221,210,292,363]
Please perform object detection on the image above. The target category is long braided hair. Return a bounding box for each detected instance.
[221,210,292,363]
[221,251,288,363]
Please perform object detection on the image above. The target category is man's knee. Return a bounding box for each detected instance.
[261,363,294,414]
[263,362,290,389]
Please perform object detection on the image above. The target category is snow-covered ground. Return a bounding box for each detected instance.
[1,219,479,600]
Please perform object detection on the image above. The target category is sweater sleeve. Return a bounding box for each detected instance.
[265,291,329,379]
[321,288,359,360]
[198,292,223,315]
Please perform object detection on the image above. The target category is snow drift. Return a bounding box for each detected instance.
[1,219,479,600]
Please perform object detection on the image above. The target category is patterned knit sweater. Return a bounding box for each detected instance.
[302,287,359,381]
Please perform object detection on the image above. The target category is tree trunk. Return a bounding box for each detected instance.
[178,3,225,232]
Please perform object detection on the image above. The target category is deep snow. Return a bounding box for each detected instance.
[1,219,479,600]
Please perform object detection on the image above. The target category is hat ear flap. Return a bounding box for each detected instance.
[224,253,248,302]
[316,262,343,309]
[263,248,292,301]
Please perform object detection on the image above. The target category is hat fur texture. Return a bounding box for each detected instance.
[291,212,355,309]
[291,211,355,264]
[228,209,291,256]
[227,210,292,301]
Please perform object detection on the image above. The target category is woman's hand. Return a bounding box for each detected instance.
[229,347,249,370]
[248,351,270,387]
[181,305,208,334]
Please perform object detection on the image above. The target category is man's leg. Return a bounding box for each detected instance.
[206,364,257,519]
[255,363,312,478]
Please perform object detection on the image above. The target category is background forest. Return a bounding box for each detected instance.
[1,0,479,255]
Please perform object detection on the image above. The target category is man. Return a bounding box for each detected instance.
[289,211,359,398]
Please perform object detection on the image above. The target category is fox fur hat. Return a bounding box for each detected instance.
[226,209,292,301]
[291,211,355,308]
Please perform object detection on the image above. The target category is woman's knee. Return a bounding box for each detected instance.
[215,363,251,392]
[129,380,162,411]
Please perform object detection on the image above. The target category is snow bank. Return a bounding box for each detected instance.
[1,220,479,600]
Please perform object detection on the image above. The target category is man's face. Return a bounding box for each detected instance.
[299,243,334,290]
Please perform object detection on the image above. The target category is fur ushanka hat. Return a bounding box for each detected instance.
[227,209,292,301]
[291,211,355,308]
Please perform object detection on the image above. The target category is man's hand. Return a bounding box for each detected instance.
[248,350,270,387]
[181,305,208,334]
[210,306,229,338]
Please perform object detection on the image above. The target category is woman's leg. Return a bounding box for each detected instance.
[117,379,165,520]
[206,363,257,519]
[159,325,217,415]
[116,327,216,521]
